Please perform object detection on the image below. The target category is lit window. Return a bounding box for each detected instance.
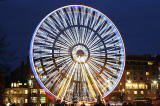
[6,90,9,94]
[24,90,28,94]
[17,83,19,87]
[11,83,14,87]
[10,90,13,94]
[31,89,37,94]
[148,61,153,65]
[28,79,33,87]
[146,72,149,76]
[127,97,131,100]
[14,83,17,87]
[31,97,37,103]
[40,89,45,94]
[132,83,138,89]
[139,84,145,89]
[18,98,20,103]
[127,72,130,75]
[127,90,130,94]
[145,85,148,89]
[153,80,157,84]
[25,99,28,103]
[125,83,132,89]
[13,97,17,103]
[19,90,23,94]
[140,91,144,94]
[13,90,17,94]
[120,82,122,85]
[40,97,46,103]
[24,83,27,85]
[31,75,34,78]
[19,83,22,86]
[134,91,137,94]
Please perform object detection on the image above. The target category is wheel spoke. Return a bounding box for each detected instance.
[30,5,125,103]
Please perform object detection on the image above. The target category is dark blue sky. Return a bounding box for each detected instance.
[0,0,160,68]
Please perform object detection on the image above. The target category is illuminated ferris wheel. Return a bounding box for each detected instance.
[30,5,125,102]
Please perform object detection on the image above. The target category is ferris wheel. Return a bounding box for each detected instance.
[30,5,125,102]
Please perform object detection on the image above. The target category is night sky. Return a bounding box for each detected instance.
[0,0,160,69]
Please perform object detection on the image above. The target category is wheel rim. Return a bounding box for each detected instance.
[30,5,125,102]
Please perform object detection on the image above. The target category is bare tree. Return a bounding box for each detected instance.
[0,33,15,104]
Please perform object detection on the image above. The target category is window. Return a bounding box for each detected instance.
[133,72,136,75]
[19,90,23,94]
[127,97,131,100]
[146,72,149,76]
[6,89,9,94]
[132,83,138,89]
[13,90,17,94]
[134,91,137,94]
[31,97,37,103]
[16,83,19,87]
[127,72,130,75]
[148,61,153,65]
[31,75,34,78]
[127,90,130,94]
[140,91,144,94]
[25,99,28,103]
[40,97,46,103]
[125,83,132,89]
[40,89,45,94]
[10,90,13,94]
[28,79,33,87]
[24,90,28,94]
[31,89,37,94]
[11,83,14,87]
[139,84,145,89]
[140,72,143,75]
[19,83,22,86]
[14,83,17,87]
[140,77,143,81]
[17,98,20,103]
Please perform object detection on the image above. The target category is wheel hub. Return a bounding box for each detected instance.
[71,44,89,63]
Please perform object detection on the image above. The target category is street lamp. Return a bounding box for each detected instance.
[120,88,125,103]
[122,88,125,92]
[127,80,132,84]
[153,80,157,84]
[6,103,11,106]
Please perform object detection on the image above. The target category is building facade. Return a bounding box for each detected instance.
[110,55,159,104]
[2,55,160,105]
[2,58,50,105]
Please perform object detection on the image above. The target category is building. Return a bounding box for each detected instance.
[2,55,160,105]
[2,58,50,105]
[110,55,159,104]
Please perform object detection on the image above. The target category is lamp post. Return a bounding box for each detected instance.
[151,80,159,99]
[120,88,125,104]
[152,80,158,89]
